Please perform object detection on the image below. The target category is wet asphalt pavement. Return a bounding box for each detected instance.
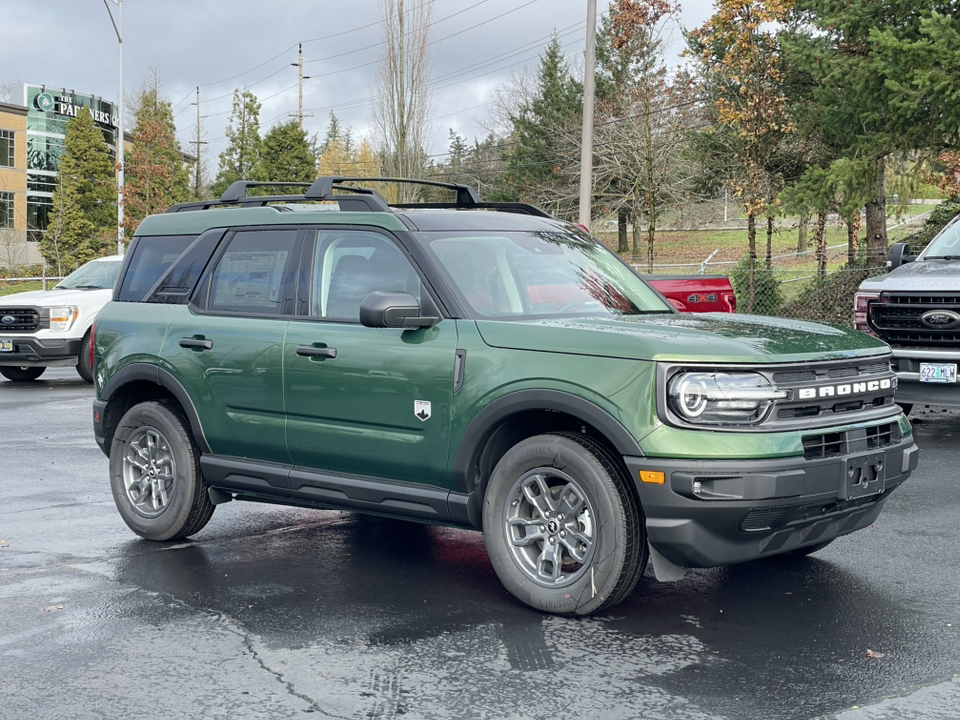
[1,368,958,720]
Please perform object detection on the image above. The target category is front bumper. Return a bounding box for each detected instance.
[892,349,960,407]
[625,434,919,568]
[0,336,82,367]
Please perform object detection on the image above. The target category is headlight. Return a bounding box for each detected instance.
[667,371,787,425]
[49,306,79,333]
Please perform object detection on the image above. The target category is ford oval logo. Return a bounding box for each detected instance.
[920,310,960,329]
[1,315,14,324]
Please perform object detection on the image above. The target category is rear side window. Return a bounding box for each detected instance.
[207,229,300,315]
[116,235,197,302]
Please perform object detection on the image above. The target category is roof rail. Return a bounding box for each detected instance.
[164,176,552,218]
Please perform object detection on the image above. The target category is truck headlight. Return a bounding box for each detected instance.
[667,371,787,425]
[49,306,79,333]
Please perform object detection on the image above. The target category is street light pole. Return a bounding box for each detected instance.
[102,0,124,255]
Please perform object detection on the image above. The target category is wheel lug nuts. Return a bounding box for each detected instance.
[549,537,556,544]
[560,530,566,537]
[539,525,546,532]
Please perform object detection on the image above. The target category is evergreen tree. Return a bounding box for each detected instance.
[123,75,191,236]
[42,108,116,273]
[212,89,263,197]
[501,35,583,218]
[780,0,941,267]
[258,120,316,184]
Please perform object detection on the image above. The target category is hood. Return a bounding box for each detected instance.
[0,287,113,306]
[860,259,960,291]
[475,313,889,364]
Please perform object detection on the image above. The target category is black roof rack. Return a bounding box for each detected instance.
[165,176,551,218]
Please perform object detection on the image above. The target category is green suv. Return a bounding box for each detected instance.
[92,178,918,616]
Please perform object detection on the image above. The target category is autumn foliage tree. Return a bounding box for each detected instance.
[123,75,191,237]
[691,0,795,312]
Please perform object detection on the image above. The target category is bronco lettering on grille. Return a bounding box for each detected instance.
[796,378,893,399]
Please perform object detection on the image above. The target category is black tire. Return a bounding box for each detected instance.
[482,432,647,616]
[109,400,215,541]
[897,402,912,416]
[76,331,93,383]
[0,366,46,382]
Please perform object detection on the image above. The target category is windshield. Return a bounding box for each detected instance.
[419,229,671,318]
[922,216,960,259]
[56,258,122,289]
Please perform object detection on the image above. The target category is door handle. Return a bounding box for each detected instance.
[179,337,213,350]
[296,345,337,359]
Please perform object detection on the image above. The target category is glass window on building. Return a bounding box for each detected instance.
[0,192,14,229]
[0,129,14,168]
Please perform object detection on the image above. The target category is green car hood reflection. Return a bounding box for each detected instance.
[475,313,889,364]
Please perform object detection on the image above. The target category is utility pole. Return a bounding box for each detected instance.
[289,43,313,130]
[578,0,597,230]
[190,87,208,197]
[102,0,124,254]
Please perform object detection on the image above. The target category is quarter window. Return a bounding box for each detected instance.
[209,229,299,315]
[310,231,420,321]
[0,129,13,168]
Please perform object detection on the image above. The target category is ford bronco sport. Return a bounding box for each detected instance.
[92,178,918,616]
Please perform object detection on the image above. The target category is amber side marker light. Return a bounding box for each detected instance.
[639,470,666,484]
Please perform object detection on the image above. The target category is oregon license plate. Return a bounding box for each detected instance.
[0,339,12,352]
[919,362,957,383]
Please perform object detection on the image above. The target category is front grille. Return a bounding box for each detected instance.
[802,432,845,459]
[802,422,900,460]
[0,307,43,333]
[871,294,960,346]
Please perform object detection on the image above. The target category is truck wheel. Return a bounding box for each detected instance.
[76,332,93,383]
[483,432,646,616]
[109,400,215,541]
[0,366,45,382]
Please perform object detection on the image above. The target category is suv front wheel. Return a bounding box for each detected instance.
[109,400,215,541]
[483,432,647,616]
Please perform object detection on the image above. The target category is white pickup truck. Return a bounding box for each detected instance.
[0,255,122,383]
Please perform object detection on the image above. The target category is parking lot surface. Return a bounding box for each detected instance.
[2,368,959,719]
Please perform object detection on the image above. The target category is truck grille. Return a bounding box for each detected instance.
[870,293,960,346]
[0,307,45,333]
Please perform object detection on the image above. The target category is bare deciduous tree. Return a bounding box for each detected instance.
[372,0,434,202]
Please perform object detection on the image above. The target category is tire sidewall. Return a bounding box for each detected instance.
[483,435,631,616]
[109,401,200,541]
[76,332,93,383]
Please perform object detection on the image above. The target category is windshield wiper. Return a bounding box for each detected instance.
[924,255,960,261]
[66,284,108,290]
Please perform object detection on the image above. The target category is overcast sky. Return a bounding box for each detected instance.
[3,0,715,170]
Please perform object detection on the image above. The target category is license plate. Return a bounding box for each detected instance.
[842,451,885,500]
[919,362,957,383]
[0,339,12,352]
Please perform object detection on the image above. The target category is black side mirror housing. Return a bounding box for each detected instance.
[887,242,914,270]
[359,291,440,329]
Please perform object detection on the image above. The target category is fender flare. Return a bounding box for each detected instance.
[100,363,212,454]
[452,389,642,495]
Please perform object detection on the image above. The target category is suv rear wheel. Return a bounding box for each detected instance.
[0,366,46,382]
[109,400,215,541]
[483,432,647,616]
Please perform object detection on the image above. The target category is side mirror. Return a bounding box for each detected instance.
[887,242,913,270]
[359,291,439,329]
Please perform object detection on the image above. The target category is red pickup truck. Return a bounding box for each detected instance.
[644,274,737,313]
